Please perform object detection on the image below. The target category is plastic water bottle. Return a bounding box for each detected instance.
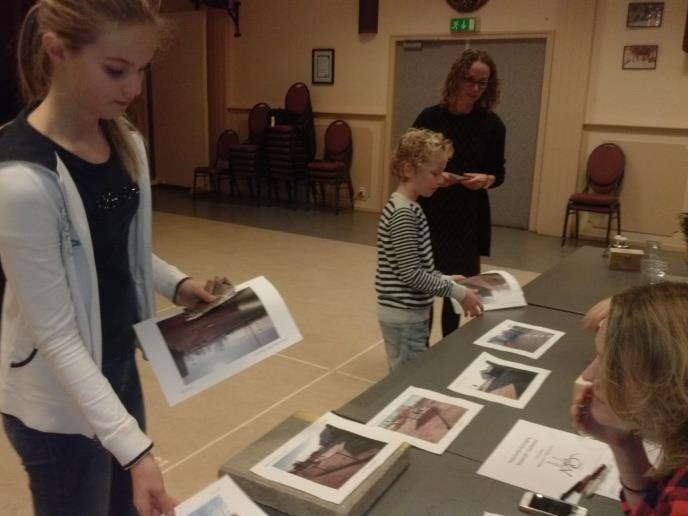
[641,240,668,284]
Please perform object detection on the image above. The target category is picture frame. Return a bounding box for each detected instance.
[627,2,664,28]
[312,48,335,85]
[622,44,658,70]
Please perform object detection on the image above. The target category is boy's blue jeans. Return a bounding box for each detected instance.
[2,353,144,516]
[379,318,430,371]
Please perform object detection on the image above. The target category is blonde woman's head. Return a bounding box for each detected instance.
[602,282,688,475]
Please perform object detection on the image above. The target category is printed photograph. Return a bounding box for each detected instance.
[250,413,404,504]
[186,495,236,516]
[453,270,526,312]
[448,352,550,409]
[157,287,279,385]
[377,395,467,444]
[274,425,386,490]
[174,475,267,516]
[367,387,483,454]
[475,361,537,400]
[460,272,509,301]
[135,276,302,405]
[474,320,565,359]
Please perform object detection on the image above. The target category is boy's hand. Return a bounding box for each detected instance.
[459,289,483,317]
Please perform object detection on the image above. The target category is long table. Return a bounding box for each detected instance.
[335,305,618,515]
[523,246,688,315]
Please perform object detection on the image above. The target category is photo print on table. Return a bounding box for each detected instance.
[134,276,302,405]
[250,413,404,504]
[448,352,550,408]
[474,319,565,359]
[175,474,267,516]
[366,386,483,454]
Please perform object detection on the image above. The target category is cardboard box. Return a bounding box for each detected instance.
[606,248,644,271]
[219,411,410,516]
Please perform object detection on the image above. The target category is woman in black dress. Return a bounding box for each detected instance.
[414,49,506,337]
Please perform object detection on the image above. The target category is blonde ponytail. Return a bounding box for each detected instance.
[17,4,50,103]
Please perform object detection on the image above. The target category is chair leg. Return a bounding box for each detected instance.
[335,182,340,215]
[310,181,318,207]
[616,205,621,236]
[248,179,255,201]
[561,208,570,246]
[605,211,613,246]
[192,175,198,199]
[347,178,354,208]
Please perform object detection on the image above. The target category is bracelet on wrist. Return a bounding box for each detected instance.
[619,477,653,494]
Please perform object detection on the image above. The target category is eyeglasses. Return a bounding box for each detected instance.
[461,77,490,89]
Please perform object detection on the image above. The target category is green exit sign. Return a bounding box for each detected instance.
[450,17,477,32]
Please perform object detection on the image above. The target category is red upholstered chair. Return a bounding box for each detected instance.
[267,82,316,205]
[193,129,238,199]
[307,120,354,214]
[224,102,271,202]
[561,143,625,246]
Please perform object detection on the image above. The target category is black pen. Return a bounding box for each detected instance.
[560,464,607,501]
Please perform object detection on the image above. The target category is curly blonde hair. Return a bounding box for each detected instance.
[390,128,453,181]
[603,282,688,476]
[441,49,500,112]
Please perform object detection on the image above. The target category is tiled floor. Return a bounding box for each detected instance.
[1,187,589,514]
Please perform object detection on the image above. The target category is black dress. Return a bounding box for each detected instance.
[413,104,506,334]
[413,104,506,275]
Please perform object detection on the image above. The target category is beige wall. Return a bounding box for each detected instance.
[580,0,688,250]
[225,0,597,224]
[221,0,687,247]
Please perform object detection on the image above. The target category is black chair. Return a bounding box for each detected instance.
[307,120,354,214]
[193,129,239,199]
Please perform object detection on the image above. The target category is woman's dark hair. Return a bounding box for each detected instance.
[441,49,500,112]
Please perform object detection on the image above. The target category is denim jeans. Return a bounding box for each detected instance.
[3,353,145,516]
[379,318,431,371]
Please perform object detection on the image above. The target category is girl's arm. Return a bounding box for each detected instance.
[0,165,150,466]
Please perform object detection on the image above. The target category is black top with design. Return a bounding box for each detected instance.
[17,113,140,363]
[413,105,506,277]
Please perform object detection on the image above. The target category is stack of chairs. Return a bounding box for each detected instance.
[226,102,271,202]
[266,82,316,206]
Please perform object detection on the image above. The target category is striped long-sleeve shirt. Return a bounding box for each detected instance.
[376,192,465,310]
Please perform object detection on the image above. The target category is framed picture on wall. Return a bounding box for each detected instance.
[312,48,335,85]
[622,44,658,69]
[627,2,664,28]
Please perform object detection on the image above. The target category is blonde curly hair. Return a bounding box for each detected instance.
[391,128,453,181]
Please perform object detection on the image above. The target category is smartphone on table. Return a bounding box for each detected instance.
[518,492,588,516]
